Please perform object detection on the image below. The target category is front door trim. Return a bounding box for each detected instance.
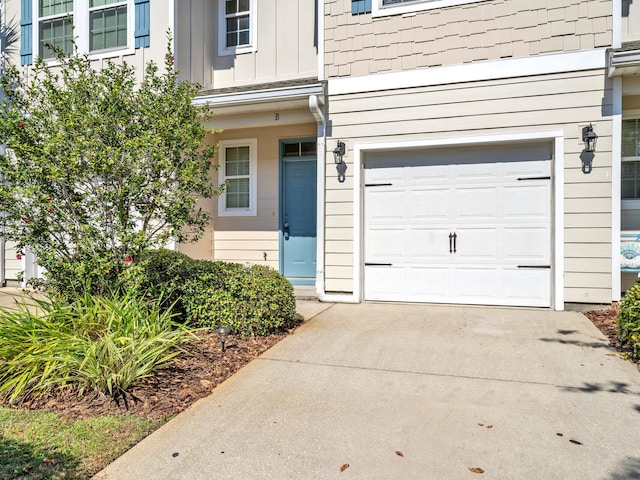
[279,137,317,285]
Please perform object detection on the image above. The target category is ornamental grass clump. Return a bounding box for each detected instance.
[618,281,640,359]
[0,292,192,403]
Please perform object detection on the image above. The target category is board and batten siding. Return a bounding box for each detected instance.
[176,0,317,90]
[180,122,317,269]
[324,68,613,304]
[325,0,611,78]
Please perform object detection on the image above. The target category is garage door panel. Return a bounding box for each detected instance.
[502,268,550,306]
[454,267,497,298]
[503,159,550,178]
[411,228,450,260]
[503,228,550,261]
[410,267,450,296]
[454,228,497,259]
[411,188,450,221]
[365,267,407,298]
[504,185,550,218]
[456,187,498,219]
[366,189,407,222]
[365,228,406,261]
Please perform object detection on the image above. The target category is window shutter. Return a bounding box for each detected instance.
[20,0,33,65]
[352,0,372,15]
[134,0,150,48]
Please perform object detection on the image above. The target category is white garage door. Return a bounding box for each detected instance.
[364,142,552,307]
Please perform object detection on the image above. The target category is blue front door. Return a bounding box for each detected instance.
[281,140,317,285]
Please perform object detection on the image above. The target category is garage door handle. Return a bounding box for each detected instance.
[365,263,392,266]
[517,265,551,269]
[453,233,457,253]
[449,233,453,253]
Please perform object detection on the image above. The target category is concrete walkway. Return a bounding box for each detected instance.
[95,302,640,480]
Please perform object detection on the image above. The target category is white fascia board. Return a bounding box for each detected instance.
[329,49,608,96]
[192,83,325,108]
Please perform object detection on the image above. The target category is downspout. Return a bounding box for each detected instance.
[309,94,359,303]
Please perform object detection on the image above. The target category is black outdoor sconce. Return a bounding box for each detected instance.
[582,124,597,153]
[333,140,346,163]
[334,140,347,183]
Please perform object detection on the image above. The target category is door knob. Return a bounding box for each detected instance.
[283,222,290,240]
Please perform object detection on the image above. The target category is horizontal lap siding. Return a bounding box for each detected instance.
[182,123,316,270]
[325,0,611,78]
[324,69,613,303]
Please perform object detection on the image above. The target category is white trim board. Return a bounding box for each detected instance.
[329,49,608,96]
[352,130,565,311]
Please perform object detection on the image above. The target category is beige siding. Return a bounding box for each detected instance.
[325,0,611,78]
[623,0,640,43]
[177,0,318,90]
[183,122,317,268]
[325,68,613,303]
[3,242,23,284]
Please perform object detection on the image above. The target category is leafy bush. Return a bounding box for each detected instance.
[182,263,296,335]
[618,282,640,358]
[0,292,192,402]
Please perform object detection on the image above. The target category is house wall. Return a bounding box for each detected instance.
[179,121,317,267]
[324,68,614,304]
[622,0,640,42]
[325,0,611,78]
[176,0,318,90]
[4,1,171,80]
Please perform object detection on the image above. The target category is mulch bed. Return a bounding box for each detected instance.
[2,309,638,421]
[583,307,640,372]
[2,328,298,421]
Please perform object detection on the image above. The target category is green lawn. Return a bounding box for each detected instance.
[0,408,163,480]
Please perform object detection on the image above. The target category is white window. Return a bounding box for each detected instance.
[373,0,489,17]
[623,118,640,206]
[34,0,134,60]
[218,0,256,56]
[218,139,257,216]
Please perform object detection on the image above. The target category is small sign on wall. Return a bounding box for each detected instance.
[621,232,640,272]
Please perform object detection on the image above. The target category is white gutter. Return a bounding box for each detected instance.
[309,94,359,304]
[193,83,324,108]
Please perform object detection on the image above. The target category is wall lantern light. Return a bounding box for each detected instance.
[333,140,346,164]
[581,124,597,153]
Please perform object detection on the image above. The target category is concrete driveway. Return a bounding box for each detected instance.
[95,302,640,480]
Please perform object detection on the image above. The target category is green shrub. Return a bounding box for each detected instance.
[0,292,192,401]
[182,263,295,335]
[618,282,640,358]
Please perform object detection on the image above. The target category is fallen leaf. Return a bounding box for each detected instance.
[486,425,493,429]
[395,451,404,457]
[606,353,617,357]
[477,423,484,426]
[569,438,583,445]
[340,464,350,472]
[556,433,564,437]
[469,467,485,474]
[43,458,57,465]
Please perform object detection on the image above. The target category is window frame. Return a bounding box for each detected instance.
[217,0,256,57]
[217,138,258,217]
[372,0,489,17]
[622,114,640,209]
[32,0,135,61]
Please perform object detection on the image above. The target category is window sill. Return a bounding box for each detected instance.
[218,45,256,57]
[372,0,490,17]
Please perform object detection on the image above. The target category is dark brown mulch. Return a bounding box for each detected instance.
[583,307,640,372]
[3,328,297,421]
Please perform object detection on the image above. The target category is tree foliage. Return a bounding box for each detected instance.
[0,43,218,294]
